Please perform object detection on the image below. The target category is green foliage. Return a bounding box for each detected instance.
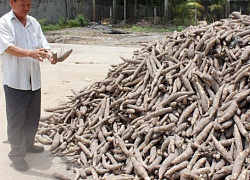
[129,25,182,32]
[130,25,166,32]
[176,26,185,32]
[174,0,204,22]
[173,17,193,26]
[38,14,89,32]
[38,19,61,31]
[68,14,89,27]
[38,19,46,27]
[58,16,68,28]
[208,4,224,20]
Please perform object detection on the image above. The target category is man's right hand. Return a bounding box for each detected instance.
[5,46,47,61]
[30,48,48,61]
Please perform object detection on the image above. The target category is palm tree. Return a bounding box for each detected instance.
[207,0,225,21]
[164,0,184,22]
[173,0,204,26]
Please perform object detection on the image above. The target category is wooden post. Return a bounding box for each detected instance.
[194,5,197,26]
[110,6,113,23]
[163,0,168,21]
[65,0,68,19]
[92,0,96,22]
[154,6,156,25]
[112,0,117,24]
[226,0,230,18]
[124,0,127,23]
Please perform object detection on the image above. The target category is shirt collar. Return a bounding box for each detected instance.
[10,10,16,20]
[10,9,31,26]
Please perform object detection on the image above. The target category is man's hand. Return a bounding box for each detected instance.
[45,50,58,64]
[5,46,49,61]
[6,46,58,64]
[30,48,48,62]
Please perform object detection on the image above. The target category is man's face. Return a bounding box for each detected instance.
[10,0,31,19]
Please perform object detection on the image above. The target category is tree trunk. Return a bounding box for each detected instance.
[154,6,156,24]
[133,0,138,20]
[226,0,230,18]
[92,0,96,22]
[194,5,197,26]
[124,0,127,23]
[112,0,117,24]
[164,0,169,21]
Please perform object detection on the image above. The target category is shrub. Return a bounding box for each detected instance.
[39,14,89,32]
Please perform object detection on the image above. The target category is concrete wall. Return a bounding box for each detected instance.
[0,0,163,24]
[0,0,111,23]
[0,0,68,23]
[0,0,12,14]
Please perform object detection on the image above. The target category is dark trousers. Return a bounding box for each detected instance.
[4,85,41,162]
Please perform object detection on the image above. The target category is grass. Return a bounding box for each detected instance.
[111,24,185,34]
[128,25,185,32]
[39,15,185,33]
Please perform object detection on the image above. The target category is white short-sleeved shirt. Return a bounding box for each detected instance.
[0,10,50,91]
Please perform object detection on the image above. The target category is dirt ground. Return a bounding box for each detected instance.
[0,26,167,179]
[45,25,168,47]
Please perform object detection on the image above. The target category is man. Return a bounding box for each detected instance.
[0,0,57,172]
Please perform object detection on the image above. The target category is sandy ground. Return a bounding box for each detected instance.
[0,27,167,179]
[45,26,168,47]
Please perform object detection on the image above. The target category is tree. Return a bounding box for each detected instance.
[92,0,96,22]
[207,0,225,21]
[225,0,230,18]
[124,0,127,23]
[112,0,117,24]
[173,0,204,26]
[133,0,139,19]
[164,0,169,22]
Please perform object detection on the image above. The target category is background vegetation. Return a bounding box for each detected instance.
[39,14,89,31]
[110,0,249,25]
[39,0,250,32]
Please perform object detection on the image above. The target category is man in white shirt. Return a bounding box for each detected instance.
[0,0,57,172]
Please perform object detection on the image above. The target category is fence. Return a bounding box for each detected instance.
[0,1,249,24]
[75,5,164,24]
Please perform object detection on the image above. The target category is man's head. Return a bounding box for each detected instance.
[10,0,31,21]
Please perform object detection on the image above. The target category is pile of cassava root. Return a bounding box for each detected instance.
[37,11,250,180]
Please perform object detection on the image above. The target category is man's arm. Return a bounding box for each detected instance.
[5,45,48,61]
